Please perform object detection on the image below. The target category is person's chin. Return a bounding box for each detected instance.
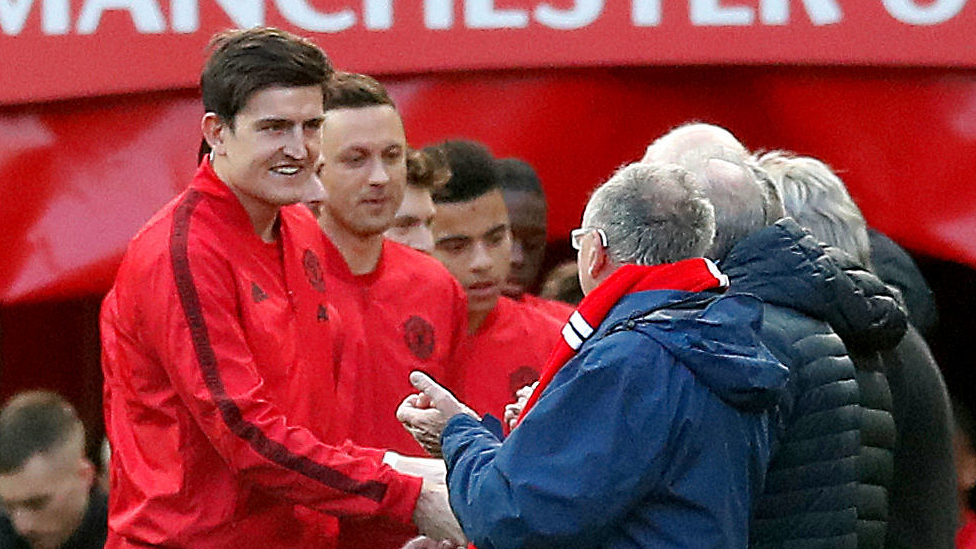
[467,283,501,305]
[500,282,524,298]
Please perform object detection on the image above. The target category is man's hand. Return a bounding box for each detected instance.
[385,452,447,485]
[504,382,538,430]
[397,372,478,457]
[412,480,467,545]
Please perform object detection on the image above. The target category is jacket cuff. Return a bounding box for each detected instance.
[376,467,424,525]
[480,414,505,440]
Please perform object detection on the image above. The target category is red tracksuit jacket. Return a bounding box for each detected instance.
[100,159,421,549]
[455,296,563,421]
[311,236,468,549]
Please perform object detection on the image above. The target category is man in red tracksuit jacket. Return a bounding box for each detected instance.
[428,141,563,422]
[100,27,459,549]
[308,72,469,549]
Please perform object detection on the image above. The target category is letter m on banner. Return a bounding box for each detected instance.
[2,0,69,35]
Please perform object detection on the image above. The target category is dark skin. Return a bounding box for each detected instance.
[501,189,547,297]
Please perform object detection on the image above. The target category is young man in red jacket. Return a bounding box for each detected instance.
[495,157,574,323]
[312,72,469,549]
[428,141,563,422]
[100,28,459,549]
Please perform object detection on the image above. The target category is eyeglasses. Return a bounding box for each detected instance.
[570,227,608,251]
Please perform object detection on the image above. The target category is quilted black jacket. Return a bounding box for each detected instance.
[722,218,904,549]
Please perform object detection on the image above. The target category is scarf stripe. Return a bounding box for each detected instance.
[561,323,584,351]
[569,311,594,339]
[705,257,730,287]
[562,311,593,351]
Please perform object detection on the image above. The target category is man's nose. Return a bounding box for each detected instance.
[369,162,391,185]
[470,241,493,271]
[510,239,525,267]
[11,509,37,537]
[282,127,309,160]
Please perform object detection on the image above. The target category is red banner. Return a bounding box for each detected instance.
[2,0,976,105]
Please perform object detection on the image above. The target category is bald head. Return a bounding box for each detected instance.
[642,123,782,261]
[643,122,748,165]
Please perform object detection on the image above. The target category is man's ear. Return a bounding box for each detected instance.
[586,238,610,282]
[78,458,95,488]
[201,113,229,156]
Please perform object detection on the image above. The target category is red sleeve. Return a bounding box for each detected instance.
[144,198,421,523]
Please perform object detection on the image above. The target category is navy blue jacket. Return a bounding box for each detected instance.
[442,289,788,549]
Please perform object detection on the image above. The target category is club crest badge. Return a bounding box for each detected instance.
[403,315,435,360]
[303,249,326,292]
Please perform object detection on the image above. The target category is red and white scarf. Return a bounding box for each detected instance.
[515,258,728,427]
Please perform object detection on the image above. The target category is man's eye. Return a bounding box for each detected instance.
[17,497,49,512]
[523,239,545,253]
[438,241,467,253]
[487,233,506,246]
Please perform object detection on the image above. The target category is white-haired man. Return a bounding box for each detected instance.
[760,151,957,549]
[647,123,902,549]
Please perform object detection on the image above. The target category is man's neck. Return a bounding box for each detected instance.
[468,307,493,334]
[213,160,279,243]
[319,214,384,275]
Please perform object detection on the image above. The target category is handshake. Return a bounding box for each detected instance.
[391,372,537,549]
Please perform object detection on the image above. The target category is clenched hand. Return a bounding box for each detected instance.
[397,371,478,457]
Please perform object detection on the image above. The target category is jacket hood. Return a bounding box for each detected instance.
[721,218,907,353]
[600,290,789,412]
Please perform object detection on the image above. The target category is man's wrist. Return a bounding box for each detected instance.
[383,450,400,470]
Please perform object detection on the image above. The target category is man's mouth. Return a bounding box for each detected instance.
[361,196,389,209]
[271,165,303,176]
[467,280,499,298]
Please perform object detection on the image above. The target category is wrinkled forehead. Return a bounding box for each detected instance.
[322,105,405,145]
[398,186,435,217]
[235,85,326,123]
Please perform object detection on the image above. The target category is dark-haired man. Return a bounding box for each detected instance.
[313,72,468,549]
[0,391,107,549]
[428,140,563,422]
[101,29,459,549]
[495,158,573,322]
